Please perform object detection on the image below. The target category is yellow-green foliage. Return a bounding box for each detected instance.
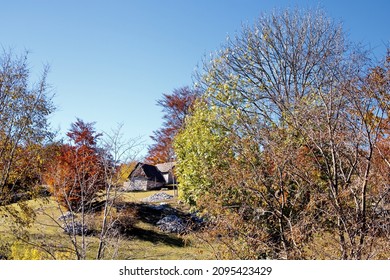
[116,161,137,186]
[10,242,47,260]
[10,241,75,260]
[173,100,235,206]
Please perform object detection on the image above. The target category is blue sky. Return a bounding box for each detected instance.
[1,0,389,157]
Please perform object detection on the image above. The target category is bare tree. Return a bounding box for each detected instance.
[96,123,143,259]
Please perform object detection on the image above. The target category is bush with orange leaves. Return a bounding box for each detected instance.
[44,119,107,212]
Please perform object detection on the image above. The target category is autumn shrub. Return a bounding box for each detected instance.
[9,241,75,260]
[44,119,108,212]
[113,207,138,235]
[85,202,138,236]
[10,242,48,260]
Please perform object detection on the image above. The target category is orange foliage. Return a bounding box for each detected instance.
[146,86,198,164]
[44,119,106,211]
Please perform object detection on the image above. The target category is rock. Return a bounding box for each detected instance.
[156,215,186,234]
[63,222,89,235]
[142,192,174,202]
[58,211,75,221]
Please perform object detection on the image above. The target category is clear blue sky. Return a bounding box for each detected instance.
[1,0,389,157]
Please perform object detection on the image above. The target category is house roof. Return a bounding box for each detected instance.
[155,162,176,173]
[130,163,165,183]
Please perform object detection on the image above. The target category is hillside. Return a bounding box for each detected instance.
[0,190,214,260]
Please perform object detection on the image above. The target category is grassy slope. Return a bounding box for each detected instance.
[0,190,214,260]
[2,192,389,259]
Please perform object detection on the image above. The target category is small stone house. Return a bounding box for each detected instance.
[124,162,176,191]
[155,162,176,185]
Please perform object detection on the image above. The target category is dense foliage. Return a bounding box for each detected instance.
[44,119,107,211]
[174,9,390,259]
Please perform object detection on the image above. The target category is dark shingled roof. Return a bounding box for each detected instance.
[130,163,165,183]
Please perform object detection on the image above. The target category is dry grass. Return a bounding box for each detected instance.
[0,190,214,260]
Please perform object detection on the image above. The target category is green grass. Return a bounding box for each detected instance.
[0,190,214,260]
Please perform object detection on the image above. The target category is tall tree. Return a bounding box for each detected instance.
[43,119,107,260]
[0,50,54,203]
[0,50,54,240]
[175,9,389,259]
[45,119,105,212]
[146,86,198,164]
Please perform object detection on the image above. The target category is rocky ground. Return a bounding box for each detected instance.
[141,192,174,202]
[59,191,205,236]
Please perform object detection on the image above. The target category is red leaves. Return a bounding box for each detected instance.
[66,118,102,147]
[45,119,106,211]
[146,86,198,164]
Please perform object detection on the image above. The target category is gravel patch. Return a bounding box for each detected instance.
[156,215,186,234]
[142,192,174,202]
[63,222,90,235]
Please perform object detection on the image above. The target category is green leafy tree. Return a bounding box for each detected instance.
[174,100,235,206]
